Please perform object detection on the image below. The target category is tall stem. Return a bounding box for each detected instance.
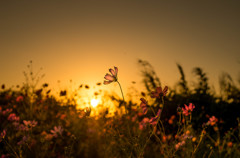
[117,81,125,102]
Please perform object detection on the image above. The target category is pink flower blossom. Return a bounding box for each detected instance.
[182,103,195,116]
[103,66,118,85]
[50,126,63,137]
[139,117,150,130]
[149,109,162,125]
[140,98,148,115]
[151,86,168,98]
[7,113,20,122]
[2,108,12,115]
[23,120,38,128]
[207,116,218,126]
[16,96,23,102]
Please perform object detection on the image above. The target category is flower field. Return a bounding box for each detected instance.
[1,61,240,158]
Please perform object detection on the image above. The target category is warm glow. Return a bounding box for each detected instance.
[91,99,99,107]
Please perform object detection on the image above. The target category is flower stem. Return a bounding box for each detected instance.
[117,81,125,102]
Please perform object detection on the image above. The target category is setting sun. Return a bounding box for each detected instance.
[91,98,99,107]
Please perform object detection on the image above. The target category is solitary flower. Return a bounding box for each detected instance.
[151,86,168,98]
[182,103,195,116]
[104,66,118,85]
[149,109,162,125]
[140,98,148,115]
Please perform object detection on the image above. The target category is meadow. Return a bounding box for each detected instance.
[0,60,240,158]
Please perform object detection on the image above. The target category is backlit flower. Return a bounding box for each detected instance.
[104,66,118,85]
[182,103,195,116]
[151,86,168,98]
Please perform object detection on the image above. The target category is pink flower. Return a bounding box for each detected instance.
[17,135,29,145]
[50,126,63,137]
[139,117,150,130]
[149,109,162,125]
[182,103,195,116]
[103,66,118,85]
[2,108,12,115]
[7,113,20,122]
[207,116,218,126]
[0,129,6,142]
[23,120,38,128]
[151,86,168,98]
[16,96,23,102]
[140,98,148,115]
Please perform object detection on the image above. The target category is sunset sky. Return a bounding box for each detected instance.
[1,0,239,98]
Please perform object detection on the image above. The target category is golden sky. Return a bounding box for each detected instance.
[0,0,240,98]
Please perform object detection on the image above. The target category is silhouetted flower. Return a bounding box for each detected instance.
[182,103,195,116]
[151,86,168,98]
[104,66,118,85]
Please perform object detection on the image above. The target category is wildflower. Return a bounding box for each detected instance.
[2,108,12,115]
[227,142,233,148]
[182,103,195,116]
[60,114,66,120]
[192,137,197,142]
[16,96,23,102]
[131,115,138,122]
[50,126,63,137]
[139,117,149,130]
[17,135,29,145]
[149,109,162,125]
[175,140,185,150]
[103,66,118,85]
[207,116,218,126]
[140,98,148,115]
[23,120,38,128]
[0,129,6,142]
[151,86,168,98]
[7,113,20,122]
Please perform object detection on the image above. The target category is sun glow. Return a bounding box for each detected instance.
[91,99,99,107]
